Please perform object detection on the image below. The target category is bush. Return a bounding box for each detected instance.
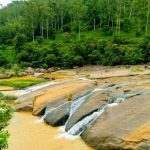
[88,50,102,65]
[73,55,84,67]
[13,33,26,52]
[1,95,17,101]
[0,103,13,149]
[102,25,113,36]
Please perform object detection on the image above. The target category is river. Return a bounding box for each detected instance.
[7,112,94,150]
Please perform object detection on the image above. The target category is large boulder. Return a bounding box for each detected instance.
[33,80,94,115]
[65,88,123,131]
[82,93,150,150]
[44,102,71,126]
[14,79,79,111]
[65,91,108,131]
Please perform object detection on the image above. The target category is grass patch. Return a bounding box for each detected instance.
[0,79,48,89]
[1,95,17,101]
[0,92,17,101]
[131,67,144,72]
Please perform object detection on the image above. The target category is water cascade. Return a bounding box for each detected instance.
[66,89,149,136]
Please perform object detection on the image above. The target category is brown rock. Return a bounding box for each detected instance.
[65,91,108,131]
[82,93,150,150]
[33,80,94,115]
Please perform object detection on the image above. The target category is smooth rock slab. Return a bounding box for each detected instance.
[44,102,71,126]
[33,80,94,115]
[65,91,108,131]
[82,93,150,150]
[65,88,123,131]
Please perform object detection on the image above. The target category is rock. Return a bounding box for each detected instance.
[47,68,55,73]
[65,88,123,131]
[33,73,44,78]
[65,91,108,131]
[0,74,9,79]
[106,87,124,100]
[14,104,33,112]
[18,72,28,77]
[26,67,34,75]
[14,79,94,114]
[33,80,94,115]
[81,93,150,150]
[35,68,47,73]
[44,102,71,126]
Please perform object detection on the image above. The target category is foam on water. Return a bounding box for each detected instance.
[66,89,149,136]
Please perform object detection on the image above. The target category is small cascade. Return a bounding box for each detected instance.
[19,81,56,96]
[65,87,106,128]
[69,87,107,117]
[66,89,149,136]
[69,92,92,116]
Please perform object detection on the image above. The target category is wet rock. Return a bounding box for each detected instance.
[65,91,108,131]
[33,80,94,115]
[81,93,150,150]
[14,104,33,112]
[65,87,123,131]
[44,102,71,126]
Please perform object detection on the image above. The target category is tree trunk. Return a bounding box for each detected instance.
[47,19,49,39]
[57,17,59,30]
[32,23,35,42]
[55,19,57,31]
[61,11,64,30]
[79,20,81,40]
[94,18,96,30]
[41,22,44,38]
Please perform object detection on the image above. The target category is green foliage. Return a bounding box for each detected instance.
[0,131,9,149]
[0,95,18,101]
[0,103,13,149]
[0,0,150,68]
[13,33,26,51]
[0,79,48,89]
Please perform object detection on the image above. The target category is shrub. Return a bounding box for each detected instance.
[1,95,17,101]
[0,103,13,149]
[73,55,84,67]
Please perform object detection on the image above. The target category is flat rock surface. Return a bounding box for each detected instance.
[33,79,94,115]
[82,93,150,150]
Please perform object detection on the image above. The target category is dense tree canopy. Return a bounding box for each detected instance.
[0,0,149,68]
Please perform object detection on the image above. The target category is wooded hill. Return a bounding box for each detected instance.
[0,0,150,68]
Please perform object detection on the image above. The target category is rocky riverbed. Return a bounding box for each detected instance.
[3,67,150,150]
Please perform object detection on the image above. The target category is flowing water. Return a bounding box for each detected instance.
[66,90,150,136]
[7,112,94,150]
[6,75,150,150]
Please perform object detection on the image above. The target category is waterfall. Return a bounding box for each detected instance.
[19,81,56,96]
[69,92,92,116]
[66,89,149,136]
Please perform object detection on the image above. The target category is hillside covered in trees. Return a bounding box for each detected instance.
[0,0,150,68]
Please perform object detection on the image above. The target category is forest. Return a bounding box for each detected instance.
[0,0,150,68]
